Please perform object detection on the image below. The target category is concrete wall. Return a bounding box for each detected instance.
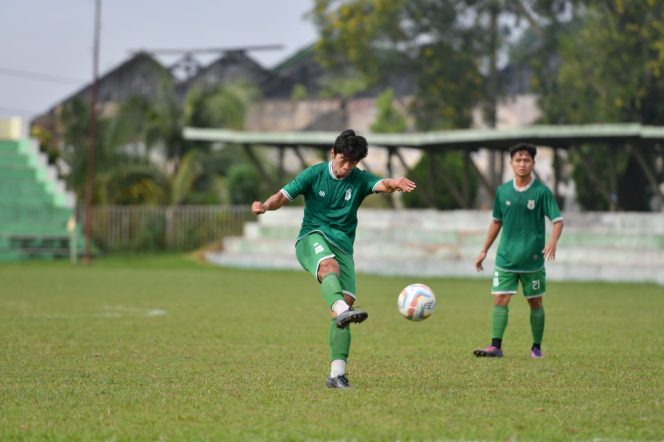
[207,208,664,285]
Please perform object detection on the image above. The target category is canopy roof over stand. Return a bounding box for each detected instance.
[184,124,664,210]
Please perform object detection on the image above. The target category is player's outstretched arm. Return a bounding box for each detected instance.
[543,220,564,261]
[475,220,502,272]
[252,191,288,215]
[375,177,416,193]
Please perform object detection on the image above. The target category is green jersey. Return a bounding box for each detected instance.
[492,178,562,272]
[281,161,382,255]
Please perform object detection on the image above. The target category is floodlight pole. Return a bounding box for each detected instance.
[84,0,101,264]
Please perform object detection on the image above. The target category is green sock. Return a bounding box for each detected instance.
[321,273,344,308]
[492,305,509,340]
[530,307,545,345]
[329,318,351,361]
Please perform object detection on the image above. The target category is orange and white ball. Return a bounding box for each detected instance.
[397,283,436,321]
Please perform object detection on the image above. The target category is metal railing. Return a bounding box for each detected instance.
[84,206,254,252]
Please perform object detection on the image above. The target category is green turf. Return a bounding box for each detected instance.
[0,255,662,441]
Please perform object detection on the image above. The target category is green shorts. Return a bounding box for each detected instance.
[295,233,357,299]
[491,267,546,298]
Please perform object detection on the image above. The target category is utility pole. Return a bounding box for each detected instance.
[84,0,101,264]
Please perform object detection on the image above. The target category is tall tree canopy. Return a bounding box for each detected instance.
[312,0,561,129]
[314,0,477,129]
[534,1,664,210]
[537,1,664,124]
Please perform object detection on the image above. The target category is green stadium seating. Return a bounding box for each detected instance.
[208,207,664,284]
[0,138,84,260]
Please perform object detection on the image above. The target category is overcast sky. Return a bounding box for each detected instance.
[0,0,318,119]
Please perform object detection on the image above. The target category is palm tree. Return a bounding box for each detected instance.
[58,78,264,206]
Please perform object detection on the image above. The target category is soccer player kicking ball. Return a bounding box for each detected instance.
[252,129,416,388]
[474,143,563,359]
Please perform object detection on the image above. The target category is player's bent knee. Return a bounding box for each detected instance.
[317,258,340,280]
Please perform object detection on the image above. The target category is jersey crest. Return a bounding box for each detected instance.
[344,188,352,201]
[527,199,535,210]
[319,190,325,197]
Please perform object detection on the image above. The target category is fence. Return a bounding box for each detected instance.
[83,206,254,252]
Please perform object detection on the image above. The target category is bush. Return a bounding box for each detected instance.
[402,151,477,209]
[226,164,262,205]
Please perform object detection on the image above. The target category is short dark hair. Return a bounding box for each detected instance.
[333,129,368,162]
[509,143,537,159]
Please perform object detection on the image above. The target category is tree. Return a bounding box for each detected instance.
[58,97,118,205]
[226,163,262,205]
[313,0,480,129]
[56,71,184,206]
[312,0,554,130]
[184,82,257,133]
[538,1,664,124]
[534,1,664,210]
[182,82,261,204]
[290,84,308,101]
[54,76,261,206]
[402,150,478,210]
[31,125,59,167]
[370,88,407,133]
[107,70,184,163]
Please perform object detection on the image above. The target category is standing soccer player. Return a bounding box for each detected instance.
[252,129,416,388]
[474,143,563,359]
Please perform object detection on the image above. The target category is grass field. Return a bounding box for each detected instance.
[1,254,663,441]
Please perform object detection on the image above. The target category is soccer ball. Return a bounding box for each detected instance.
[397,283,436,321]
